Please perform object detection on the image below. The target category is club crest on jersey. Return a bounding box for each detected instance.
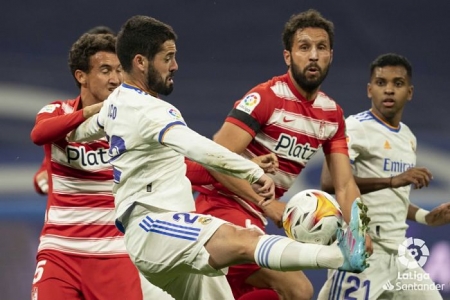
[236,92,260,114]
[410,140,416,152]
[38,104,60,114]
[198,216,212,225]
[167,108,182,120]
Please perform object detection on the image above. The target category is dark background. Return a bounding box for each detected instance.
[1,1,449,299]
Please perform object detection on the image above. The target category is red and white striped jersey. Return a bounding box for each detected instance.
[195,73,348,219]
[31,97,127,257]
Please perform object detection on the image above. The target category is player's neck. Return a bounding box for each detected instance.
[123,76,158,98]
[79,90,101,108]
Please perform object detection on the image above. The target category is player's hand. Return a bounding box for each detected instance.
[391,167,433,189]
[82,102,103,119]
[261,200,286,228]
[365,234,373,256]
[255,174,275,205]
[425,202,450,226]
[36,170,49,194]
[251,153,279,174]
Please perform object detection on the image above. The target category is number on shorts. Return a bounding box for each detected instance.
[173,212,199,224]
[32,260,47,284]
[344,275,370,300]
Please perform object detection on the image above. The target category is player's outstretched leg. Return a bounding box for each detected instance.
[337,198,370,272]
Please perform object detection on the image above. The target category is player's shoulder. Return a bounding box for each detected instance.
[249,74,296,101]
[399,121,416,138]
[313,91,341,111]
[347,110,374,123]
[37,97,79,115]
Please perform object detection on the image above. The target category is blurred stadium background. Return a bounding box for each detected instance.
[1,1,449,299]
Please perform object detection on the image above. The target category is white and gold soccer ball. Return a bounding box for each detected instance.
[282,189,343,245]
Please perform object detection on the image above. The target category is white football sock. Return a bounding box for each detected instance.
[253,235,343,271]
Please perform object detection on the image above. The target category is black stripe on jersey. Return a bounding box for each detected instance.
[228,109,261,133]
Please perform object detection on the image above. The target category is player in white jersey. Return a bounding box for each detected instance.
[318,53,450,299]
[70,15,371,300]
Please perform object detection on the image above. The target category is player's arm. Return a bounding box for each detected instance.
[325,152,361,224]
[68,114,106,142]
[31,102,103,145]
[163,125,262,182]
[33,157,48,195]
[68,101,109,142]
[407,202,450,227]
[321,164,433,194]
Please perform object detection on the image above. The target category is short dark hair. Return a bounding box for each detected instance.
[370,53,412,79]
[86,25,116,36]
[116,15,177,73]
[282,9,335,51]
[68,33,117,88]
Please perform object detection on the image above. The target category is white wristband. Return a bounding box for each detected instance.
[38,179,49,194]
[415,208,429,225]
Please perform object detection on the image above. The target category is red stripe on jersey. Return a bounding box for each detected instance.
[47,194,115,208]
[32,97,122,257]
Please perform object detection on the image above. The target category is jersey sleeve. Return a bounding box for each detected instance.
[137,103,187,142]
[345,115,369,165]
[69,102,107,142]
[163,125,264,184]
[30,101,86,145]
[224,87,274,137]
[322,106,348,155]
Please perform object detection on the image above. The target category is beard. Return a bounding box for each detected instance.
[146,65,174,96]
[290,57,330,93]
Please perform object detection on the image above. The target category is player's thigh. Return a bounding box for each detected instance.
[318,261,388,299]
[82,257,144,300]
[124,209,228,281]
[318,252,395,300]
[246,268,313,300]
[139,272,175,300]
[163,272,234,300]
[31,258,81,300]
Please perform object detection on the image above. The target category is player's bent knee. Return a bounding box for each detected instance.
[206,223,263,265]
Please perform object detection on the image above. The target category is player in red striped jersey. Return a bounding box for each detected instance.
[192,9,371,299]
[30,32,172,300]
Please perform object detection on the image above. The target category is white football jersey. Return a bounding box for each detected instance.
[73,83,263,222]
[347,110,417,251]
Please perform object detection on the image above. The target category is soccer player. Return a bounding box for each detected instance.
[190,9,370,299]
[317,53,450,299]
[30,32,173,300]
[68,15,370,300]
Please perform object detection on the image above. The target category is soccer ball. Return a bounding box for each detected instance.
[282,189,343,245]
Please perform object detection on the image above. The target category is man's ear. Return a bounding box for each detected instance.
[74,70,87,86]
[134,54,147,72]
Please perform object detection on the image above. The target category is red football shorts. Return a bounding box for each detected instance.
[31,250,143,300]
[195,193,266,299]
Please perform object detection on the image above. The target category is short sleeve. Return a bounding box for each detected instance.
[225,87,275,137]
[322,106,348,155]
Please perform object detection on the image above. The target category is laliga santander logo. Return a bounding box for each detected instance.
[398,237,430,269]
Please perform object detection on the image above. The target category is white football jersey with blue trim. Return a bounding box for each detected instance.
[347,110,417,250]
[88,83,263,221]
